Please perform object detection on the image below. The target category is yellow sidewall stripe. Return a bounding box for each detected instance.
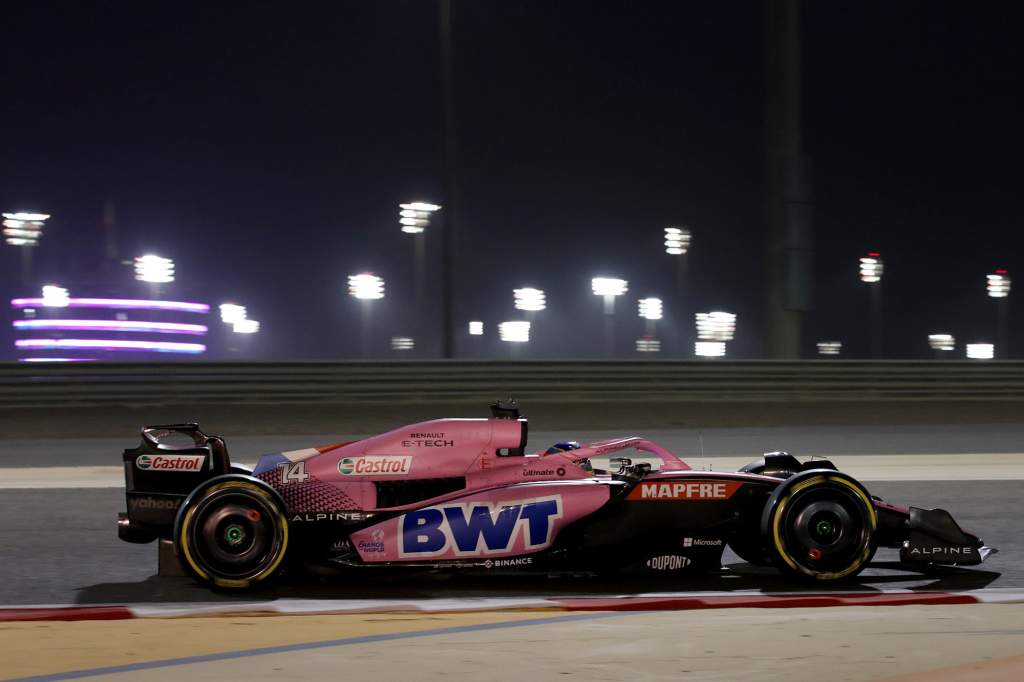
[178,480,289,588]
[771,474,876,579]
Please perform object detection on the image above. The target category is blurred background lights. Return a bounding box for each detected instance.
[695,341,726,357]
[2,212,49,246]
[816,340,842,356]
[859,253,883,283]
[133,254,175,283]
[398,202,441,234]
[513,287,546,312]
[348,273,385,300]
[41,285,69,307]
[987,270,1011,298]
[663,227,691,255]
[966,343,994,360]
[498,320,530,343]
[219,303,247,324]
[468,320,484,336]
[391,336,415,350]
[638,297,663,320]
[591,277,628,297]
[635,337,661,352]
[695,311,736,341]
[928,334,956,351]
[232,319,260,334]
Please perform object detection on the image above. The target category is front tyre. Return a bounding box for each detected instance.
[761,470,877,582]
[174,477,290,590]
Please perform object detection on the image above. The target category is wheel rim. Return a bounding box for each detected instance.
[780,484,871,576]
[186,487,285,582]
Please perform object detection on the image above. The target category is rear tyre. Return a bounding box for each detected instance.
[174,477,289,590]
[761,470,876,582]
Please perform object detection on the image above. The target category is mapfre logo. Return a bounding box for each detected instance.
[338,456,412,476]
[627,480,742,501]
[135,454,204,472]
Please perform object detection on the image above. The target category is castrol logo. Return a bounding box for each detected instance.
[135,454,205,472]
[338,456,413,476]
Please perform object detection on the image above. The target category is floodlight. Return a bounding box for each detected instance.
[348,273,385,300]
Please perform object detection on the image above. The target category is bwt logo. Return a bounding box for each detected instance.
[399,495,563,557]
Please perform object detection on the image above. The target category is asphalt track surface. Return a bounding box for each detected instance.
[0,423,1018,607]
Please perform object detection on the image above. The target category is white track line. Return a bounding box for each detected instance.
[1,454,1023,489]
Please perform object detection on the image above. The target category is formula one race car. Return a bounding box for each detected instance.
[117,402,995,590]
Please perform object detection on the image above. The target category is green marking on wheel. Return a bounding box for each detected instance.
[225,524,245,546]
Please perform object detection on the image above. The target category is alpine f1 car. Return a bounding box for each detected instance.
[118,401,995,590]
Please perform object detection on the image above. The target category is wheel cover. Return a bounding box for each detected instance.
[180,482,288,587]
[772,476,875,580]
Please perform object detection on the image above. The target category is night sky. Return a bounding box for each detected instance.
[1,1,1020,359]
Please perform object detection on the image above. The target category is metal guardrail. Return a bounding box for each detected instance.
[1,360,1023,408]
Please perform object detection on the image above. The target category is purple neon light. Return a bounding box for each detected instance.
[10,298,209,313]
[16,339,206,354]
[18,357,97,363]
[13,320,208,335]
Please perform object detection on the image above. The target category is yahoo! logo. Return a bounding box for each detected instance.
[399,495,563,557]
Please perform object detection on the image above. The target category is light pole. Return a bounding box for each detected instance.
[348,273,385,358]
[638,297,662,344]
[592,277,627,357]
[664,227,692,356]
[400,202,441,355]
[928,333,955,360]
[695,311,736,358]
[987,269,1010,358]
[636,297,663,355]
[513,287,545,358]
[3,212,50,286]
[859,252,884,358]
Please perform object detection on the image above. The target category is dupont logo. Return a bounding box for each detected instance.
[135,454,205,472]
[646,555,690,571]
[338,456,413,476]
[627,480,742,501]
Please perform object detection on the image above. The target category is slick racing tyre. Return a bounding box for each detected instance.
[174,476,290,590]
[761,470,877,582]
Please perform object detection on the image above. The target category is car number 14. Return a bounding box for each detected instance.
[278,461,310,483]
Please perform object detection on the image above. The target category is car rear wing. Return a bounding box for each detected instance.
[118,423,232,543]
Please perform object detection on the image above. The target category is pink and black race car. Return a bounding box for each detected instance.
[118,401,995,590]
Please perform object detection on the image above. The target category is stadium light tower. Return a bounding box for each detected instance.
[664,227,692,356]
[859,252,884,358]
[816,340,842,356]
[348,273,385,358]
[514,287,546,312]
[928,333,955,360]
[987,269,1011,358]
[3,212,50,285]
[400,202,441,354]
[966,343,994,360]
[638,297,662,343]
[695,311,736,358]
[498,320,530,360]
[592,277,627,357]
[399,202,441,234]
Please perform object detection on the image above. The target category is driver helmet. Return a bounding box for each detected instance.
[544,440,581,455]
